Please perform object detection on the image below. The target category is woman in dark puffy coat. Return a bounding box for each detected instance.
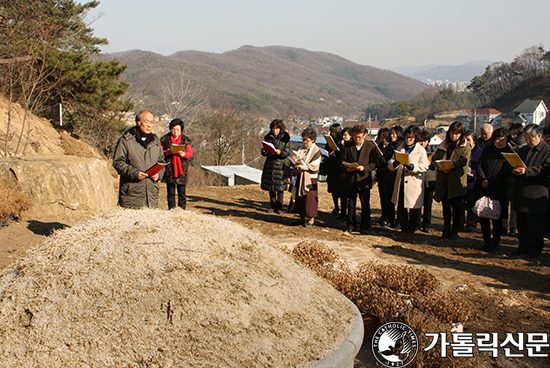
[261,119,290,213]
[160,118,193,209]
[468,127,512,252]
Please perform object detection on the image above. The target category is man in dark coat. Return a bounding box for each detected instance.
[341,124,378,234]
[113,110,165,208]
[512,124,550,257]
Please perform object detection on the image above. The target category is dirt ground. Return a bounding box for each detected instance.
[1,182,549,367]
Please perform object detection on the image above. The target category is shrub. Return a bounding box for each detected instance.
[0,185,31,227]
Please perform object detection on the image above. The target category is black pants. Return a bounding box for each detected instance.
[398,186,420,233]
[442,195,462,234]
[167,183,187,209]
[380,190,395,224]
[480,217,502,246]
[517,212,545,256]
[347,187,371,231]
[420,186,435,230]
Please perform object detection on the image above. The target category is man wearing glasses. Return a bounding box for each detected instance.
[341,124,378,235]
[113,110,166,208]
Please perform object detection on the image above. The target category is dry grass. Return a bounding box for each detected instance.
[0,208,354,368]
[290,240,477,368]
[0,185,31,227]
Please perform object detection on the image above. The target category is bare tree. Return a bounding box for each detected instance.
[161,69,208,127]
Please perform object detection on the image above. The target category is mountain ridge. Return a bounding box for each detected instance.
[102,45,429,117]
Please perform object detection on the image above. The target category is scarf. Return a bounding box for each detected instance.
[171,135,183,177]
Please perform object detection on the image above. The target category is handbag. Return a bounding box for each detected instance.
[472,196,501,220]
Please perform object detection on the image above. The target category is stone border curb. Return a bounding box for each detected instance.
[312,296,364,368]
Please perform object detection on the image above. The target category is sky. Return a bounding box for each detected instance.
[88,0,550,70]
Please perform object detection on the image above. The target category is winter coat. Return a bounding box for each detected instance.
[433,140,471,202]
[323,139,345,194]
[261,131,290,192]
[341,140,378,190]
[113,126,165,208]
[388,143,430,209]
[513,141,550,214]
[467,145,483,191]
[160,133,192,185]
[467,143,513,216]
[381,139,403,195]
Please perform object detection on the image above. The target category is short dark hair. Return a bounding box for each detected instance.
[492,127,510,141]
[466,131,478,145]
[353,124,367,134]
[302,127,317,141]
[524,124,543,137]
[329,123,342,141]
[343,127,353,136]
[509,123,524,135]
[404,125,421,142]
[390,126,404,141]
[377,127,390,142]
[270,119,286,131]
[446,121,466,146]
[419,129,432,142]
[169,118,185,130]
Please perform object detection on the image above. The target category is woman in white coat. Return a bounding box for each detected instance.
[388,125,430,240]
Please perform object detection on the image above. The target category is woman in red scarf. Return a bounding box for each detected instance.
[160,119,193,209]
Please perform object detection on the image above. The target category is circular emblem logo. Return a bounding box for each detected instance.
[372,322,419,368]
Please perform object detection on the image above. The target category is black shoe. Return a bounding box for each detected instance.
[331,208,340,215]
[441,230,450,239]
[511,249,528,256]
[448,232,459,240]
[304,222,314,228]
[481,242,492,251]
[508,229,517,236]
[380,220,389,227]
[361,229,370,235]
[486,244,500,253]
[390,221,401,229]
[421,228,431,234]
[375,217,387,224]
[337,214,346,220]
[291,219,304,226]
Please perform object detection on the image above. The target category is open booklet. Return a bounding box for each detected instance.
[435,160,455,170]
[170,144,186,154]
[501,152,526,168]
[324,135,340,152]
[144,162,169,176]
[394,151,410,165]
[261,141,277,154]
[343,161,360,169]
[367,139,384,155]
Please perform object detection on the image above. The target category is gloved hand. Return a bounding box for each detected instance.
[404,164,415,171]
[392,160,400,168]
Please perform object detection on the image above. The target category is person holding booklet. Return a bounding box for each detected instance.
[321,123,347,218]
[381,126,404,229]
[511,124,550,258]
[113,110,166,208]
[388,125,429,241]
[160,118,193,210]
[467,128,512,252]
[433,121,471,240]
[288,127,322,227]
[260,119,291,214]
[341,124,378,235]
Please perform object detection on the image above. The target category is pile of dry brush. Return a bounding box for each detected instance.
[0,185,31,227]
[291,240,478,368]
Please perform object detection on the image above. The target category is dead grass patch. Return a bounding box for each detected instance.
[0,185,31,227]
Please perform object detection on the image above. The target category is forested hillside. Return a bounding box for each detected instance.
[103,46,428,118]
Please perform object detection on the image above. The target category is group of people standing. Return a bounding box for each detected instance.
[113,110,193,211]
[260,118,550,259]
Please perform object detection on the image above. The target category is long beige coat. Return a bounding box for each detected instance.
[388,143,430,209]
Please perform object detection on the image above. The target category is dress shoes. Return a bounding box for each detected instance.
[511,248,528,256]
